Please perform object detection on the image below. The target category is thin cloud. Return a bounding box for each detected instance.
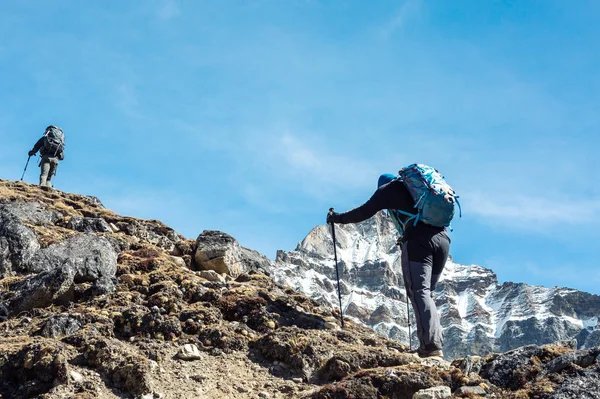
[275,132,382,194]
[380,0,421,38]
[465,190,600,228]
[157,0,181,21]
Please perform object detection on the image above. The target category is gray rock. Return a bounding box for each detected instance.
[541,347,600,376]
[412,385,451,399]
[27,234,117,294]
[0,202,61,226]
[7,266,75,314]
[455,385,487,396]
[549,364,600,399]
[66,217,111,233]
[118,220,182,251]
[194,230,271,277]
[82,195,105,208]
[0,207,40,277]
[455,355,484,375]
[41,314,83,338]
[479,344,543,388]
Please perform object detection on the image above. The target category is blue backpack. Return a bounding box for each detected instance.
[388,164,461,234]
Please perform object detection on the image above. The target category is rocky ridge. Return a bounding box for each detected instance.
[0,180,599,398]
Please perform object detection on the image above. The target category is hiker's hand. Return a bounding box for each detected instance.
[327,211,341,224]
[28,150,35,156]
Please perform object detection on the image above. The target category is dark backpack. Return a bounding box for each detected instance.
[43,126,65,156]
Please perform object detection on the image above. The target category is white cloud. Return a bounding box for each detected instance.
[274,132,382,196]
[157,0,181,21]
[465,189,600,228]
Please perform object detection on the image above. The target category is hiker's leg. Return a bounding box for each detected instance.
[401,242,418,346]
[39,158,50,186]
[430,231,450,291]
[46,158,58,187]
[405,237,443,352]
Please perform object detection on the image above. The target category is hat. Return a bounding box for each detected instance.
[378,173,396,188]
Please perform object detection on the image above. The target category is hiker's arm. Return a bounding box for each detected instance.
[29,137,44,155]
[333,183,400,224]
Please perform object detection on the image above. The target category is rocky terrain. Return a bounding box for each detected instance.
[1,180,599,398]
[271,215,600,360]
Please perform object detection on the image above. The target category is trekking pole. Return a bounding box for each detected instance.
[398,237,412,351]
[406,294,412,351]
[20,156,31,181]
[328,208,345,329]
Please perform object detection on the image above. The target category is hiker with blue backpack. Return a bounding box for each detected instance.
[327,164,459,358]
[27,126,65,188]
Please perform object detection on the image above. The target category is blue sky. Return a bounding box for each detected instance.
[1,0,599,294]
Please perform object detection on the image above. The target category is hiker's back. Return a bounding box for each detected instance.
[42,126,65,158]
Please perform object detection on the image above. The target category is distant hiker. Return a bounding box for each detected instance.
[327,164,459,358]
[28,125,65,187]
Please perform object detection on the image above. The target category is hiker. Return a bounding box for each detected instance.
[327,164,458,358]
[28,126,65,187]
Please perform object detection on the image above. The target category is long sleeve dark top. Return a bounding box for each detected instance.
[335,178,444,239]
[31,137,64,160]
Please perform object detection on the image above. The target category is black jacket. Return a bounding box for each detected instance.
[333,179,444,240]
[31,137,64,160]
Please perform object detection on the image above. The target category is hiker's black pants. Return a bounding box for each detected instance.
[401,227,450,352]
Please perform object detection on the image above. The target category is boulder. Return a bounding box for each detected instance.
[548,363,600,399]
[27,234,117,294]
[540,347,600,375]
[0,202,60,226]
[7,266,75,315]
[0,207,40,277]
[479,344,543,388]
[194,230,271,277]
[40,314,83,338]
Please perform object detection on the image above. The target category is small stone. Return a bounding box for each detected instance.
[109,223,120,233]
[265,320,276,329]
[130,336,136,342]
[191,374,207,382]
[70,370,84,383]
[258,392,270,398]
[178,344,202,360]
[455,386,487,396]
[236,386,249,393]
[151,306,160,313]
[292,378,303,384]
[139,394,154,399]
[412,385,451,399]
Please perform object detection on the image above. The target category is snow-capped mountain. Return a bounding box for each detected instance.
[270,213,600,359]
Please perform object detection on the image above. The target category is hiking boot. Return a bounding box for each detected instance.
[418,349,443,358]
